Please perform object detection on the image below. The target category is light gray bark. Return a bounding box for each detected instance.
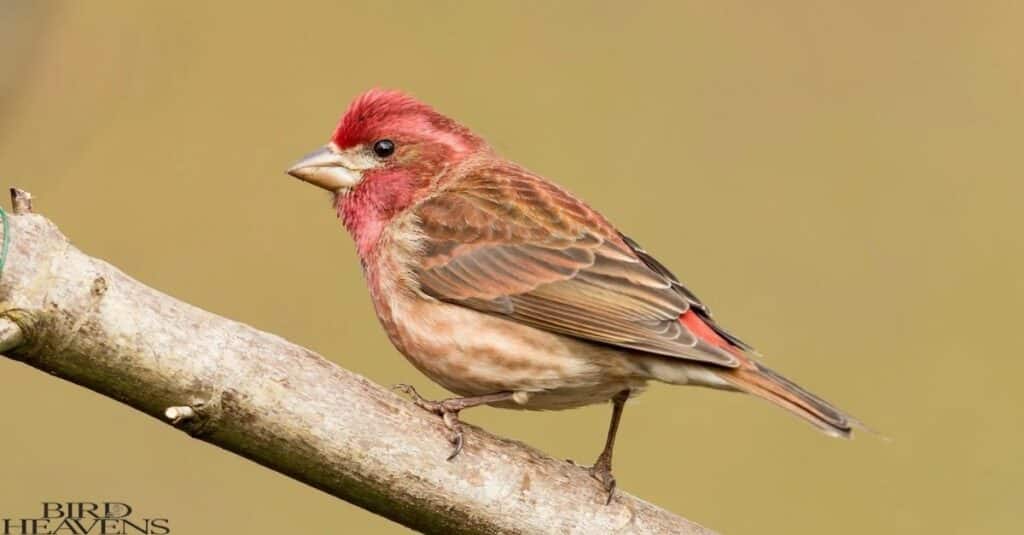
[0,188,715,535]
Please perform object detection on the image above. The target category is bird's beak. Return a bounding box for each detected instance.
[286,146,362,192]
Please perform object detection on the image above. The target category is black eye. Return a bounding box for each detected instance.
[372,139,395,158]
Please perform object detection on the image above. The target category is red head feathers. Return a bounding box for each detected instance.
[331,89,483,156]
[303,90,486,254]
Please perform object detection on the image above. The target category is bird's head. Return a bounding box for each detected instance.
[288,89,483,196]
[288,89,484,250]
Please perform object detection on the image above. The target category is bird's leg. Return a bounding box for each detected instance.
[392,384,514,461]
[590,389,630,504]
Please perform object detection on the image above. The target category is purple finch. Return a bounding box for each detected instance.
[288,89,860,501]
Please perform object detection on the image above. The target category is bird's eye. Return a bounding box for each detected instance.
[372,139,396,158]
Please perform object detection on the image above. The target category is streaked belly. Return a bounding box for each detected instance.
[379,291,648,410]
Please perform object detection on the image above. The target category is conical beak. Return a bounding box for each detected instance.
[286,146,362,191]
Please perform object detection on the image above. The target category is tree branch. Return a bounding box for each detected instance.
[0,188,714,535]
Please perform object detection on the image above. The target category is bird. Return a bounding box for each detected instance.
[287,89,861,502]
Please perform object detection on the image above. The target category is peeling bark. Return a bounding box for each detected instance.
[0,189,714,535]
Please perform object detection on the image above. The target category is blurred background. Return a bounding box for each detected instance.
[1,1,1021,533]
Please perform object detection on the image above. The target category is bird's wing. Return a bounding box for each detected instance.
[412,166,747,368]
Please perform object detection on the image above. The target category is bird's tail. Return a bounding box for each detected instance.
[715,362,859,438]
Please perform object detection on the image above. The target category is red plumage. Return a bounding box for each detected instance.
[332,89,433,148]
[288,89,862,499]
[332,89,481,154]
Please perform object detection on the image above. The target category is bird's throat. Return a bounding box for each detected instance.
[336,169,423,258]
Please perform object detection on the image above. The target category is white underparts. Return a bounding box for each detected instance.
[642,357,734,389]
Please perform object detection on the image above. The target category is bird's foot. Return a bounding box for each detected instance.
[588,456,617,505]
[392,384,466,461]
[392,384,442,412]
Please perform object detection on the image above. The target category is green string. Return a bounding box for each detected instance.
[0,206,8,277]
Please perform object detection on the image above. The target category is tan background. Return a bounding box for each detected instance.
[1,1,1021,534]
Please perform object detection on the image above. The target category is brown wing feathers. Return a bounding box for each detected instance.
[413,166,740,367]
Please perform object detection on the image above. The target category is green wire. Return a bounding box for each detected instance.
[0,206,8,277]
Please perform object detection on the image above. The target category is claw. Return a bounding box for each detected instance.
[390,387,515,463]
[392,383,424,403]
[589,463,617,505]
[391,383,443,414]
[442,410,464,460]
[447,431,464,461]
[392,384,467,460]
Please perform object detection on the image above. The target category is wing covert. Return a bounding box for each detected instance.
[413,166,741,367]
